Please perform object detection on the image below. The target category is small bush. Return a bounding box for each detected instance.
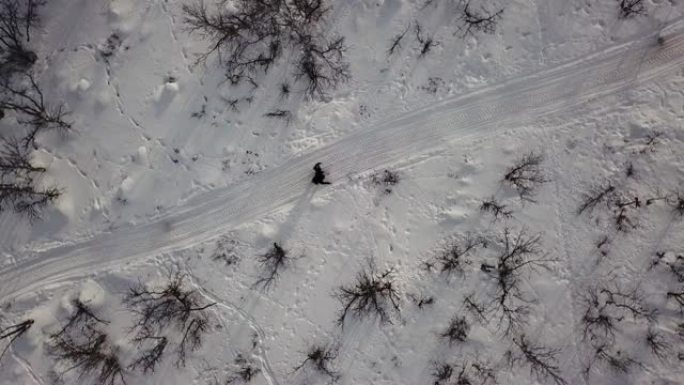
[336,262,400,327]
[124,273,215,367]
[618,0,645,19]
[458,0,504,37]
[502,152,547,202]
[509,334,566,385]
[254,242,293,289]
[293,343,340,381]
[440,315,469,344]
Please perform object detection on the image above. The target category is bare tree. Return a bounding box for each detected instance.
[336,262,400,327]
[480,198,513,220]
[577,184,615,215]
[371,169,400,194]
[183,0,349,98]
[254,242,293,289]
[123,273,215,367]
[414,23,438,57]
[293,343,340,381]
[645,327,670,360]
[387,24,410,56]
[581,285,653,343]
[489,228,553,335]
[502,152,547,202]
[1,72,72,149]
[0,318,33,360]
[0,0,45,75]
[440,315,470,344]
[50,328,127,385]
[458,1,504,37]
[509,334,566,385]
[0,136,60,219]
[434,233,486,277]
[584,342,637,376]
[618,0,645,19]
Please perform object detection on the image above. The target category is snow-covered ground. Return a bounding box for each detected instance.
[1,0,684,384]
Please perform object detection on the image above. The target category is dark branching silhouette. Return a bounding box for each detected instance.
[645,327,670,360]
[577,184,615,215]
[1,72,72,149]
[293,343,340,381]
[0,136,59,219]
[667,289,684,311]
[509,334,566,385]
[0,0,44,76]
[336,263,400,327]
[584,342,637,376]
[371,169,400,194]
[183,0,349,98]
[414,23,438,57]
[489,229,552,335]
[432,359,497,385]
[440,315,470,344]
[263,109,292,125]
[618,0,645,19]
[503,152,547,202]
[124,273,215,367]
[434,233,487,277]
[0,318,33,360]
[49,301,125,385]
[387,24,410,56]
[581,285,653,343]
[254,242,293,289]
[227,353,261,384]
[480,198,513,220]
[459,1,504,37]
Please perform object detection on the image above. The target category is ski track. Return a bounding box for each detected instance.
[2,19,684,303]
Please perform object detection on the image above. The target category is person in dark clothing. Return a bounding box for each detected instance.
[312,162,331,185]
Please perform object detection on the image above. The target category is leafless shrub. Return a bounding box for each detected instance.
[336,262,400,327]
[254,242,293,289]
[509,334,566,385]
[489,228,552,335]
[0,0,44,76]
[387,24,410,56]
[645,327,670,360]
[212,236,240,266]
[667,191,684,217]
[123,273,215,367]
[434,233,487,277]
[480,198,513,220]
[463,294,488,324]
[432,358,497,385]
[0,136,60,219]
[371,169,400,194]
[581,285,653,343]
[0,318,33,360]
[293,343,340,381]
[263,109,292,124]
[667,290,684,311]
[502,152,547,202]
[596,235,610,259]
[49,321,126,385]
[458,1,504,37]
[440,315,470,344]
[585,343,637,375]
[613,196,641,232]
[414,23,438,57]
[618,0,645,19]
[227,353,260,384]
[1,72,72,149]
[128,336,167,374]
[183,0,349,98]
[409,293,435,309]
[577,184,615,215]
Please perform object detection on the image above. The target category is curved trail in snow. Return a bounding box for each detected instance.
[3,20,684,302]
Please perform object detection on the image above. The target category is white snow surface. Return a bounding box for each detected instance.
[1,0,684,385]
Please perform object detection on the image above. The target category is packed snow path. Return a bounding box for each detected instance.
[2,19,684,302]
